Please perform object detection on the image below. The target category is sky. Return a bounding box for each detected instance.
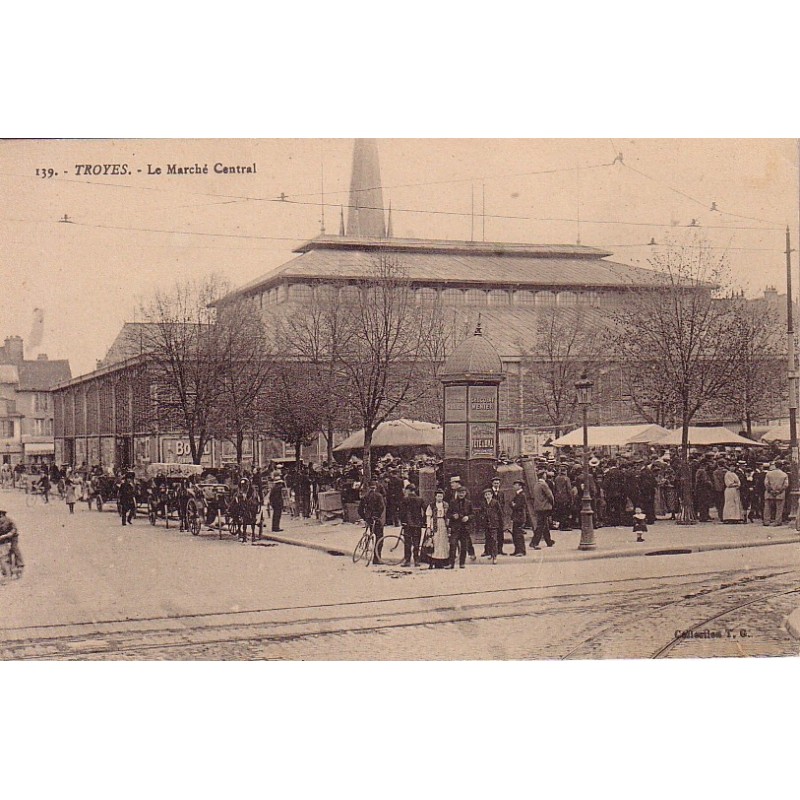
[1,138,798,376]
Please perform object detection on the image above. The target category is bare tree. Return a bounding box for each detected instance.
[261,362,330,466]
[608,240,745,523]
[337,254,443,479]
[137,276,230,465]
[212,296,274,464]
[727,296,786,436]
[523,306,607,436]
[272,286,350,463]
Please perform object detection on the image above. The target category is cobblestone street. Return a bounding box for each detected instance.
[2,487,799,660]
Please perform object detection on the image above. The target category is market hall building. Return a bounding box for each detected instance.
[212,138,670,457]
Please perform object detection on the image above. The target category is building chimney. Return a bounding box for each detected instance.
[36,353,48,361]
[764,285,778,306]
[3,336,24,363]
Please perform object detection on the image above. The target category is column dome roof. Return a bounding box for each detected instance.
[440,324,504,382]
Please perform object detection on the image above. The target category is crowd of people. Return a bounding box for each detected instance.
[2,443,796,577]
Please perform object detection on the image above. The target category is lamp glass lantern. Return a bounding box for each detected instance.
[575,373,594,406]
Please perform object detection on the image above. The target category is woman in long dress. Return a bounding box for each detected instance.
[722,465,744,523]
[425,489,450,569]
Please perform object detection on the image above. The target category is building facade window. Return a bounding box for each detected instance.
[465,289,487,305]
[556,291,578,306]
[1,420,14,437]
[315,284,339,303]
[288,284,313,303]
[34,392,49,412]
[441,288,465,305]
[415,287,438,305]
[513,290,535,306]
[33,418,51,436]
[488,289,511,306]
[340,285,361,303]
[535,291,555,306]
[276,284,288,303]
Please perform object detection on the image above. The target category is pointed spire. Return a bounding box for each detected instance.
[339,206,345,237]
[346,139,386,238]
[386,201,393,238]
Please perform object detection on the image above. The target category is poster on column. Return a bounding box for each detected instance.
[469,386,498,422]
[470,423,496,458]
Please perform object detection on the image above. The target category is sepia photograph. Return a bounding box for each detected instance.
[1,137,799,662]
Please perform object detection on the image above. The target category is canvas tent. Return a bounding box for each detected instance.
[653,426,766,447]
[333,419,443,452]
[761,423,791,443]
[551,424,668,448]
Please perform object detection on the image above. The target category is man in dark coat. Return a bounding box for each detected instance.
[510,480,528,556]
[553,466,573,531]
[399,484,426,566]
[485,476,507,555]
[479,487,504,563]
[118,475,136,526]
[447,486,474,568]
[638,465,657,525]
[694,460,714,522]
[268,479,285,532]
[385,469,405,527]
[359,481,386,564]
[602,461,625,526]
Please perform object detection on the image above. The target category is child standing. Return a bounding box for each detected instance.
[65,479,76,514]
[633,507,647,542]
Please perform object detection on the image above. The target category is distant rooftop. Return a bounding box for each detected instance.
[214,234,663,307]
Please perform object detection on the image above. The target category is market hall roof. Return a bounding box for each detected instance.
[213,235,666,305]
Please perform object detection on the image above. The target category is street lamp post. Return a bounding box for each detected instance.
[576,372,596,551]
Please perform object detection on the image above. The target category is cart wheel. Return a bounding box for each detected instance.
[218,512,223,540]
[149,509,156,525]
[257,517,263,540]
[97,499,103,512]
[165,510,170,530]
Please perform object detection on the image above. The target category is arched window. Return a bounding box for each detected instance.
[465,289,487,305]
[513,290,535,306]
[288,284,313,303]
[488,289,511,306]
[315,284,339,304]
[415,287,438,305]
[535,291,555,307]
[339,285,361,303]
[441,288,465,306]
[556,291,577,306]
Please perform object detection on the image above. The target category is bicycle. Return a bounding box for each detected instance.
[25,488,43,507]
[375,527,406,566]
[352,519,377,565]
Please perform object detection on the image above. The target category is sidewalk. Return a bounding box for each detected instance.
[263,514,800,564]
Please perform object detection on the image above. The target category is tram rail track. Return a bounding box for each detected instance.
[3,567,798,660]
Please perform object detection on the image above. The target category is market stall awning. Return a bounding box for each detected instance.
[653,426,767,447]
[761,423,791,443]
[551,424,668,448]
[334,419,443,452]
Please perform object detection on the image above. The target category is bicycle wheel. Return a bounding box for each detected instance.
[375,535,405,566]
[25,492,39,508]
[363,534,375,566]
[352,532,369,563]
